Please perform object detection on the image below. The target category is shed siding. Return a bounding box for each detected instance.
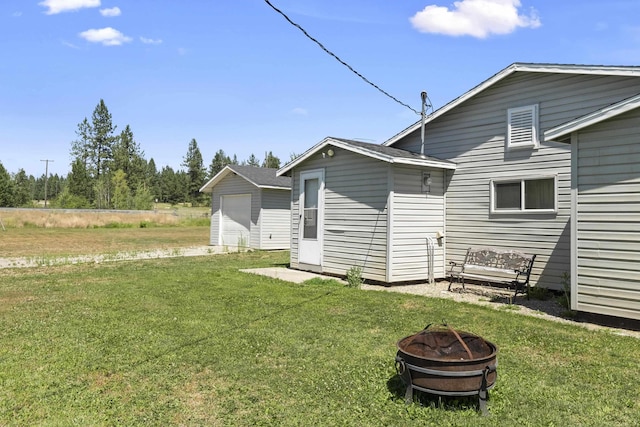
[209,174,261,248]
[258,189,291,249]
[392,72,640,289]
[290,147,389,281]
[390,166,445,281]
[574,108,640,320]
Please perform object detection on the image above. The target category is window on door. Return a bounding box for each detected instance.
[303,178,319,239]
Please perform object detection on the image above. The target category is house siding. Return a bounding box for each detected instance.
[574,108,640,320]
[390,166,445,281]
[290,148,390,281]
[209,174,261,248]
[258,189,291,250]
[391,72,640,290]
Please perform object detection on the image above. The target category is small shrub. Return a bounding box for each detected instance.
[559,271,572,309]
[346,265,363,288]
[101,222,134,229]
[181,217,210,227]
[528,286,551,300]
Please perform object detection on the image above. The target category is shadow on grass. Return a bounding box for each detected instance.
[386,374,487,413]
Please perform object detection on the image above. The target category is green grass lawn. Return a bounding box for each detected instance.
[1,251,638,426]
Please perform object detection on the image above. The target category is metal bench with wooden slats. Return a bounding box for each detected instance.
[448,247,536,298]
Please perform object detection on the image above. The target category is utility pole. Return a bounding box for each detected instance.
[41,159,54,208]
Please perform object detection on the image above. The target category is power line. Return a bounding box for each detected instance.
[264,0,421,116]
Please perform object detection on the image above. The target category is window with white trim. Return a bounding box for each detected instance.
[507,104,539,149]
[491,176,557,213]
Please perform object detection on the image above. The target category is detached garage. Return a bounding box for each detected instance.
[200,165,291,250]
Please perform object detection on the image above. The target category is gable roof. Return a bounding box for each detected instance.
[200,164,291,193]
[277,137,456,176]
[544,92,640,142]
[384,62,640,147]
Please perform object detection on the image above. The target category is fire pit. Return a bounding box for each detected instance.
[395,324,498,414]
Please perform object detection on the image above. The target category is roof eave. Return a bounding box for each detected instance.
[384,63,640,147]
[393,157,457,169]
[276,137,456,174]
[545,93,640,141]
[199,166,234,193]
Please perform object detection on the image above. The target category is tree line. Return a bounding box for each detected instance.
[0,100,285,209]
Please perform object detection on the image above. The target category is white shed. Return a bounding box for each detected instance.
[200,165,291,250]
[277,137,456,283]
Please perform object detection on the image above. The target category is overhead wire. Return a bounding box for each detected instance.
[263,0,422,116]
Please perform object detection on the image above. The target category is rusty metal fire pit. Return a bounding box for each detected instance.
[395,324,498,415]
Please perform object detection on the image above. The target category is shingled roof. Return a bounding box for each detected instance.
[200,164,291,193]
[278,137,455,176]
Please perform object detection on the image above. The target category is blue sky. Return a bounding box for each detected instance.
[1,0,639,177]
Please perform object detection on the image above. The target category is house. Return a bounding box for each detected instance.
[200,165,291,250]
[544,93,640,320]
[278,137,455,283]
[278,63,640,311]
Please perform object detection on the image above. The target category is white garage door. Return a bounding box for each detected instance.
[220,194,251,248]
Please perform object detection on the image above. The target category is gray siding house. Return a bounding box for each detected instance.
[279,63,640,316]
[200,165,291,250]
[278,137,455,283]
[385,63,640,292]
[545,94,640,320]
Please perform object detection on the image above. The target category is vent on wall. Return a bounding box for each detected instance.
[507,104,539,149]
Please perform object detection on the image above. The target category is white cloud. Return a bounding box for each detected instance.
[410,0,541,39]
[79,27,132,46]
[100,7,121,17]
[140,36,162,45]
[291,107,309,116]
[12,11,23,17]
[39,0,100,15]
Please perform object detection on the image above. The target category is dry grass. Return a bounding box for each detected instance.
[0,208,210,257]
[0,209,185,229]
[0,227,209,258]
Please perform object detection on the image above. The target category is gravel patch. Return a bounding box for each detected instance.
[362,280,640,339]
[0,246,228,269]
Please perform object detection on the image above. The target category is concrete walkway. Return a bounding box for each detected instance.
[240,267,345,284]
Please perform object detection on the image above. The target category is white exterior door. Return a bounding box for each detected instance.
[220,194,251,248]
[298,169,324,266]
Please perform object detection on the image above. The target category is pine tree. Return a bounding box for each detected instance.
[0,162,15,207]
[113,125,147,193]
[246,153,260,167]
[112,169,131,210]
[262,151,281,169]
[159,166,187,205]
[207,149,231,179]
[12,169,32,207]
[146,158,161,201]
[67,158,93,203]
[91,99,117,180]
[69,99,118,205]
[182,138,206,205]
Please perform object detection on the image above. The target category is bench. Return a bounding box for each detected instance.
[448,247,536,298]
